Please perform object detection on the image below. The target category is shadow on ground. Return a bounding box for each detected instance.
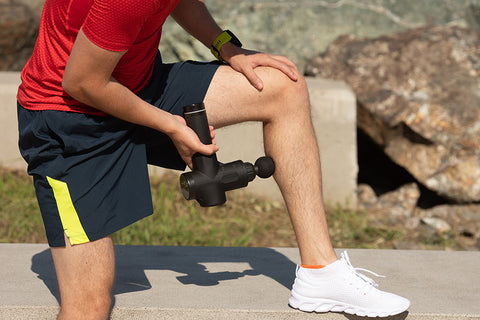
[31,245,408,320]
[31,246,296,303]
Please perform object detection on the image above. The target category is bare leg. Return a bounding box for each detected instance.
[51,234,115,320]
[204,65,337,266]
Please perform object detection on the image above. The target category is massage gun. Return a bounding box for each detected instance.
[179,103,275,207]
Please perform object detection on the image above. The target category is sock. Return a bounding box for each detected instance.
[301,264,325,269]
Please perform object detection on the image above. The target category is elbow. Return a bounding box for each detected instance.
[62,73,91,104]
[62,74,79,99]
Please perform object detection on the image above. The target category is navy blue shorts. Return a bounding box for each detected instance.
[18,55,220,247]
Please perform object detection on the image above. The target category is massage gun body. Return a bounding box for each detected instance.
[180,103,275,207]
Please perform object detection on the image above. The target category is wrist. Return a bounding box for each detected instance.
[210,30,242,61]
[163,114,184,136]
[218,42,241,62]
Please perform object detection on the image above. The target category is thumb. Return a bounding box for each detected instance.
[203,143,219,155]
[195,141,219,156]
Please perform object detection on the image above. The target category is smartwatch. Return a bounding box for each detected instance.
[210,30,242,61]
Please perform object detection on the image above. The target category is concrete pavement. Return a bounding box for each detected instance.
[1,244,479,319]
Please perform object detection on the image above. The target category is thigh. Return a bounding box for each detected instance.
[203,64,303,128]
[51,235,115,304]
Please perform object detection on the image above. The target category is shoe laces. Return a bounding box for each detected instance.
[341,251,385,289]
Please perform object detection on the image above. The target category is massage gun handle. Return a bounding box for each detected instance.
[183,103,219,176]
[183,103,212,145]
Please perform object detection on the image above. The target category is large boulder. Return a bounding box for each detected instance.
[0,0,43,70]
[160,0,480,69]
[306,25,480,202]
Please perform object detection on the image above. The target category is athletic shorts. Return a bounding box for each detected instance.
[17,53,220,247]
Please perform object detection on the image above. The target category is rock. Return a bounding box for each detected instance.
[306,25,480,202]
[160,0,480,69]
[405,217,421,230]
[357,182,420,223]
[416,204,480,238]
[421,217,452,233]
[356,183,377,209]
[376,182,420,220]
[0,0,43,70]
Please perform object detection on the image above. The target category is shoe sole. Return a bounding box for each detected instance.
[288,297,410,317]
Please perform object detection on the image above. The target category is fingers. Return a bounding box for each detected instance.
[172,122,219,170]
[198,141,219,155]
[209,125,216,144]
[244,57,298,91]
[229,50,300,91]
[269,54,299,81]
[184,143,219,170]
[242,66,265,91]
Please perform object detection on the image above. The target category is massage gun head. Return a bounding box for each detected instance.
[254,156,275,179]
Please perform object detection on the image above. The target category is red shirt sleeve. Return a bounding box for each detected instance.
[82,0,157,51]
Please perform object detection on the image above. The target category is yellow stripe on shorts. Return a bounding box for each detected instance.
[47,176,90,245]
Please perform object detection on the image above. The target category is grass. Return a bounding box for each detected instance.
[0,168,297,247]
[0,167,409,249]
[111,173,284,247]
[0,169,45,243]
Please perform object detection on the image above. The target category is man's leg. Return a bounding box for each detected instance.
[50,234,115,320]
[204,65,337,266]
[203,64,410,317]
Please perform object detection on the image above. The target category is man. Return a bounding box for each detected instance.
[17,0,410,319]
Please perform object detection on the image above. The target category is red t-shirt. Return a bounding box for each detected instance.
[17,0,180,115]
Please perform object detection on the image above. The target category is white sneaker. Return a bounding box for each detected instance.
[289,251,410,317]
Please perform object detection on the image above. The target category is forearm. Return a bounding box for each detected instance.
[68,78,179,135]
[171,0,222,48]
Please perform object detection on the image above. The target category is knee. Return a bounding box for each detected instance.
[270,70,310,117]
[288,73,309,106]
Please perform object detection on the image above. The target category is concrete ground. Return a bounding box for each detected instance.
[1,244,479,319]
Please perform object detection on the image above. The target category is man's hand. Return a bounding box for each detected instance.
[169,115,219,169]
[220,43,299,91]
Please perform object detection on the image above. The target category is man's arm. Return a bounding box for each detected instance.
[171,0,299,91]
[62,29,218,168]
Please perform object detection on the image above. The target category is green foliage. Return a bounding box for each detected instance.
[0,170,45,243]
[326,204,403,249]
